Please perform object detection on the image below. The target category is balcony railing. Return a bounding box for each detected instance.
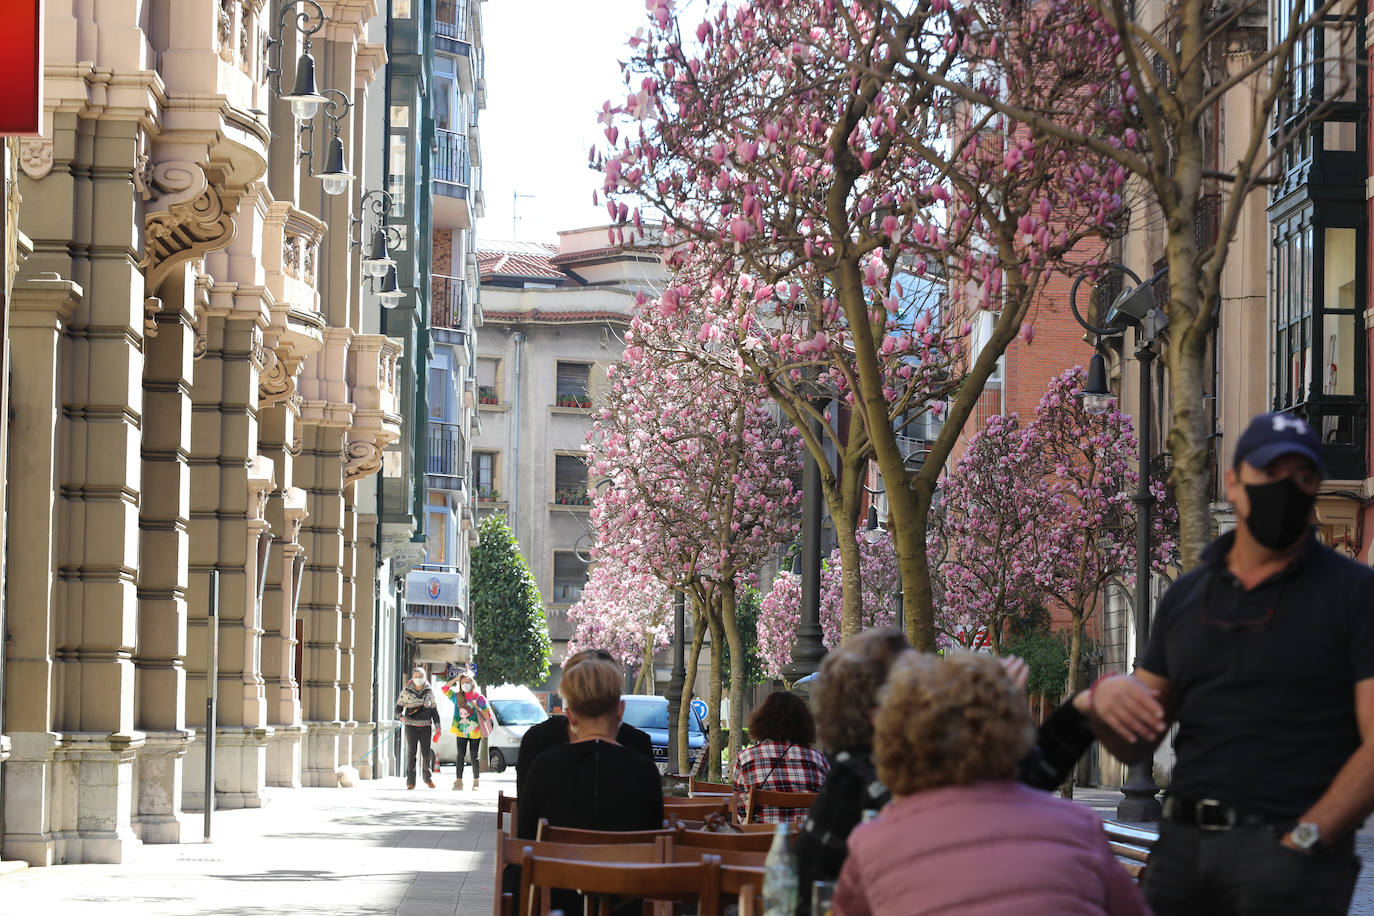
[434,128,470,187]
[434,0,468,41]
[432,274,465,329]
[427,421,463,477]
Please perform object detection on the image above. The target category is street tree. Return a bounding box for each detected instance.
[588,332,801,776]
[602,0,1131,647]
[470,514,551,688]
[567,559,673,693]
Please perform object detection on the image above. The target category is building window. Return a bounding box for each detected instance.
[427,508,448,567]
[553,454,589,506]
[552,551,588,605]
[476,356,500,404]
[475,451,498,500]
[429,366,451,419]
[555,362,592,408]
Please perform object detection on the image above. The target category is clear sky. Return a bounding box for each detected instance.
[476,0,650,248]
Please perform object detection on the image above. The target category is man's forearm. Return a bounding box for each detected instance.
[1296,741,1374,843]
[1071,689,1161,764]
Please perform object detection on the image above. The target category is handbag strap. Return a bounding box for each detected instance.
[758,743,794,789]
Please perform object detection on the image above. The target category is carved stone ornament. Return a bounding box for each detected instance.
[258,346,299,408]
[19,138,53,180]
[144,297,163,339]
[344,438,383,483]
[143,162,237,292]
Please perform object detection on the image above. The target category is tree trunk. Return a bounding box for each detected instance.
[721,579,746,776]
[833,503,863,645]
[706,596,725,781]
[679,597,706,775]
[1066,604,1087,700]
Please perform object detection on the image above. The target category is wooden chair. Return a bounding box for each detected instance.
[497,791,518,835]
[670,844,766,868]
[664,797,731,821]
[678,828,774,853]
[1102,820,1157,883]
[721,863,766,916]
[741,787,820,825]
[520,850,722,916]
[736,822,776,834]
[689,777,734,796]
[536,819,676,845]
[495,833,665,916]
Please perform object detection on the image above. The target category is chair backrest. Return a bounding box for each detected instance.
[736,822,777,834]
[664,797,731,819]
[690,777,734,796]
[507,837,665,915]
[497,791,518,835]
[743,787,819,825]
[536,819,676,845]
[670,845,766,868]
[678,828,774,853]
[521,851,722,916]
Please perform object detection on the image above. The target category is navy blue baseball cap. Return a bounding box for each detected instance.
[1232,412,1327,478]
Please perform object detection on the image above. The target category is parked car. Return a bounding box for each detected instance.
[620,694,708,775]
[433,681,549,773]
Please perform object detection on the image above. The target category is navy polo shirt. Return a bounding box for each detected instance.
[1141,530,1374,820]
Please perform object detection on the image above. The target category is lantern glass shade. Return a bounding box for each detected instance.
[320,136,353,196]
[1079,352,1116,416]
[363,228,394,278]
[378,264,404,306]
[284,53,325,120]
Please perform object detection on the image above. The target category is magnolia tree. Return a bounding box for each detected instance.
[938,413,1058,656]
[601,0,1132,647]
[1027,368,1175,696]
[887,0,1360,571]
[758,529,900,676]
[588,331,801,775]
[567,560,673,693]
[939,370,1177,686]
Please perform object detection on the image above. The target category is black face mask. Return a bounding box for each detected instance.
[1243,477,1316,550]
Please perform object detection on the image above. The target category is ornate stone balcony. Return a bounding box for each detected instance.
[345,335,404,483]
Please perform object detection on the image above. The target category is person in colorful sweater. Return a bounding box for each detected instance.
[441,671,490,790]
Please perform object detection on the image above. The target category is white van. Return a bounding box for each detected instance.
[432,680,547,773]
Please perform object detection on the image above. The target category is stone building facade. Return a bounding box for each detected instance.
[0,0,429,865]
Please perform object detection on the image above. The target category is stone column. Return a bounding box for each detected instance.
[184,309,270,810]
[2,274,79,866]
[338,488,359,762]
[132,263,196,844]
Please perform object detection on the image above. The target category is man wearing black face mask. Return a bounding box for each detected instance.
[1081,412,1374,915]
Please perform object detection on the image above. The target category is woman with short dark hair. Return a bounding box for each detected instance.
[732,690,829,823]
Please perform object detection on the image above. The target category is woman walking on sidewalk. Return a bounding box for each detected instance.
[395,667,439,789]
[442,671,491,790]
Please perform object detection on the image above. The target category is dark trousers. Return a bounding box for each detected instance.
[455,736,481,778]
[403,724,435,787]
[1146,820,1360,916]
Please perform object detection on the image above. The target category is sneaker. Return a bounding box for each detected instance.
[452,779,462,790]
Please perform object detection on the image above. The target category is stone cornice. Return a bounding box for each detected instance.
[354,41,387,89]
[10,273,82,328]
[319,0,379,41]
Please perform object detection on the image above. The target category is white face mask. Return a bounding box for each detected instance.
[460,681,474,692]
[412,675,426,686]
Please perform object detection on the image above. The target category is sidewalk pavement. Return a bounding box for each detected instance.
[1,767,509,916]
[1074,787,1374,914]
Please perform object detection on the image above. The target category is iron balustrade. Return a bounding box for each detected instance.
[427,421,464,477]
[434,129,470,187]
[434,0,468,40]
[432,274,465,329]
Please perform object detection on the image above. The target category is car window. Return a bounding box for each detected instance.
[490,699,547,726]
[621,699,704,734]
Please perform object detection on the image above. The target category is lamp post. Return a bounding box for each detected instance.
[1068,264,1168,823]
[782,405,827,684]
[665,590,687,773]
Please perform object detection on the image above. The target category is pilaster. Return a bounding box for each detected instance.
[352,513,380,778]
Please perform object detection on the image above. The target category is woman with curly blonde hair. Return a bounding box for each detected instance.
[833,652,1148,916]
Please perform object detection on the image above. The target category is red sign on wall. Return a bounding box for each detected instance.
[0,0,42,135]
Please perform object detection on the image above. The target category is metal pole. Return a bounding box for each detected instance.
[665,591,686,773]
[783,411,827,683]
[204,568,219,840]
[1117,337,1161,822]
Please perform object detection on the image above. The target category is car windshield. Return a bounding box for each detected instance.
[490,699,547,726]
[621,700,703,734]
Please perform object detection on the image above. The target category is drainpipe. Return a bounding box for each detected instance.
[510,331,525,533]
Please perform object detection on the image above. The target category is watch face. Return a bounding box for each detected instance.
[1292,823,1320,849]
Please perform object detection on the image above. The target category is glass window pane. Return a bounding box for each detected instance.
[390,105,410,129]
[1322,312,1357,396]
[427,510,447,566]
[393,0,411,18]
[1324,228,1357,312]
[1323,120,1357,151]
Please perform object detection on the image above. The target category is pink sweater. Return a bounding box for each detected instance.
[833,781,1150,916]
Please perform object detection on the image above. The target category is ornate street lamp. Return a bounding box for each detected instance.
[351,190,402,279]
[266,1,353,196]
[1068,263,1169,823]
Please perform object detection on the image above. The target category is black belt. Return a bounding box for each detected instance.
[1162,796,1289,831]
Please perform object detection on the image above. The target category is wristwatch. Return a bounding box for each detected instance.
[1289,822,1327,855]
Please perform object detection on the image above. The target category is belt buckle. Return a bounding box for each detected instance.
[1195,798,1237,831]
